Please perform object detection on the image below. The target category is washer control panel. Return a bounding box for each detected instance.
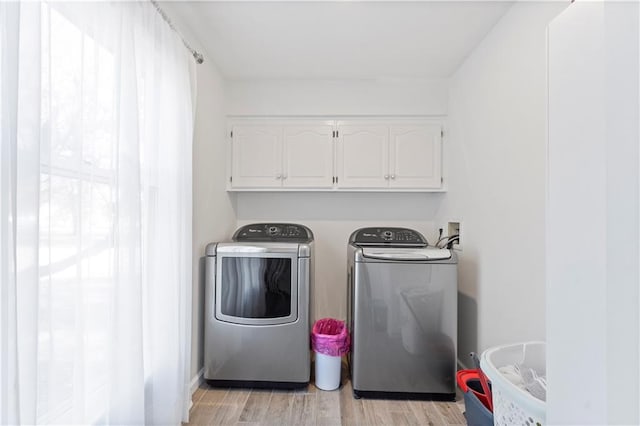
[351,227,427,247]
[233,223,313,242]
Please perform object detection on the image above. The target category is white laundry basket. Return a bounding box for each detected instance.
[480,341,546,426]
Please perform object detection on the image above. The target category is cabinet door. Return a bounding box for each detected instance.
[389,124,442,188]
[230,126,282,188]
[336,125,389,188]
[283,126,334,188]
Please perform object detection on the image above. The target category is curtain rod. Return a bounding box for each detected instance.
[150,0,204,64]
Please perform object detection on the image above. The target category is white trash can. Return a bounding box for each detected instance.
[314,352,342,391]
[311,318,350,391]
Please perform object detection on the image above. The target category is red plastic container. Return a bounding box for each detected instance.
[456,370,492,411]
[457,369,493,426]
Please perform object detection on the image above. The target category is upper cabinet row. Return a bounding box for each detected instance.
[227,119,444,191]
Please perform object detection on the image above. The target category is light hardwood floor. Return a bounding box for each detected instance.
[185,366,467,426]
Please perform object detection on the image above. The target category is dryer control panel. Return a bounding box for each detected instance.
[350,227,427,247]
[233,223,313,243]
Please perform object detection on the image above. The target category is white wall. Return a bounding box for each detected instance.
[547,2,639,423]
[441,2,566,361]
[226,78,448,116]
[229,78,449,322]
[191,61,237,380]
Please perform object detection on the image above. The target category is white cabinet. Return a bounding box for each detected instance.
[336,125,389,188]
[389,124,442,188]
[283,126,334,188]
[229,122,334,189]
[228,118,443,191]
[336,122,442,189]
[230,126,282,188]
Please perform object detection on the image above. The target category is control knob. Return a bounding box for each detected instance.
[267,226,280,236]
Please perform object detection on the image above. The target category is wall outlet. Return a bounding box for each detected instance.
[447,221,461,250]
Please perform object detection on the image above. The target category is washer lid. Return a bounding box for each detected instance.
[361,247,451,261]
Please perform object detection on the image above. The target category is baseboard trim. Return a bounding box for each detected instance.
[191,367,205,395]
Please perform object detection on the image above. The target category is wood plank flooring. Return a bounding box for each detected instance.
[185,365,467,426]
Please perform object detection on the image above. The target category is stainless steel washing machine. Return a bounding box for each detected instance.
[204,223,313,388]
[347,227,457,400]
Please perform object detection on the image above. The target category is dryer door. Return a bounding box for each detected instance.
[215,244,299,326]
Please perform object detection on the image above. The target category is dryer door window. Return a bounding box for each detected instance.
[215,253,298,325]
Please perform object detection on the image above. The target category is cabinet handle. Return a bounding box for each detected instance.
[384,175,389,180]
[391,175,396,180]
[283,174,287,179]
[276,174,282,179]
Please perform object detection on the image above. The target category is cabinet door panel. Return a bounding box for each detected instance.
[231,126,282,188]
[389,125,442,188]
[337,125,389,188]
[283,126,334,188]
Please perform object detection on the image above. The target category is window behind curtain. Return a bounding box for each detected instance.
[38,4,116,422]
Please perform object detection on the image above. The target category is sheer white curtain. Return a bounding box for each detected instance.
[1,1,194,424]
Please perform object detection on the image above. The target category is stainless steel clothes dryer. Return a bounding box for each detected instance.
[204,223,313,389]
[347,227,457,400]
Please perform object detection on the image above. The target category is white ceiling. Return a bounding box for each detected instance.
[165,1,514,81]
